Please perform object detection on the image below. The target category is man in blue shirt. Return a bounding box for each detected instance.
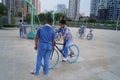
[18,20,24,38]
[22,20,27,35]
[79,24,86,37]
[57,20,71,61]
[31,17,55,75]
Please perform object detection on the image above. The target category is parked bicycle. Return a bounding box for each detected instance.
[87,29,93,40]
[42,42,80,69]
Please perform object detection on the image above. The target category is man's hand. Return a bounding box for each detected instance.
[62,34,67,39]
[55,28,57,31]
[52,46,55,50]
[34,35,39,50]
[34,46,37,50]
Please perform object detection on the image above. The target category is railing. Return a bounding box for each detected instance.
[58,21,120,30]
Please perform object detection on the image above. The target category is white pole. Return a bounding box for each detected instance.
[22,8,24,23]
[86,17,87,27]
[116,16,119,31]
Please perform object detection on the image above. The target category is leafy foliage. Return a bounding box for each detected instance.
[54,13,66,21]
[0,3,7,16]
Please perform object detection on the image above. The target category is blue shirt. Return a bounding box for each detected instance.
[18,22,23,29]
[36,24,55,50]
[79,25,85,33]
[57,26,71,41]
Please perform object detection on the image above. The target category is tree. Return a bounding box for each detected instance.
[0,3,7,16]
[38,13,47,24]
[25,11,69,25]
[87,18,96,23]
[54,13,66,21]
[18,12,22,17]
[38,11,53,24]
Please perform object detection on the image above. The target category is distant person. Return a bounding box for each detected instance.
[18,20,24,38]
[31,17,55,75]
[56,20,72,61]
[22,20,27,35]
[79,24,86,37]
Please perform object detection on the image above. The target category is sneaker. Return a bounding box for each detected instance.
[43,72,48,75]
[30,71,39,75]
[62,57,67,62]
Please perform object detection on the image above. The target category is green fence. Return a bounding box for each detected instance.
[0,16,2,28]
[59,21,120,31]
[86,23,120,30]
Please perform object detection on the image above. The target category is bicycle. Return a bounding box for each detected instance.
[55,33,62,41]
[87,29,93,40]
[42,42,80,69]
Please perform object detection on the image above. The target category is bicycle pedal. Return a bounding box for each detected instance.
[62,60,67,62]
[69,53,75,57]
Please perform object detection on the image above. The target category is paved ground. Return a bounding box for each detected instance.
[0,27,120,80]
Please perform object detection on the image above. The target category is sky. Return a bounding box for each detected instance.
[0,0,90,16]
[41,0,90,16]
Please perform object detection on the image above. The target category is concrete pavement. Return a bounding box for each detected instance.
[0,27,120,80]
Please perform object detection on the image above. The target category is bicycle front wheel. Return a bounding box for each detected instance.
[41,49,59,69]
[56,33,61,41]
[67,44,80,63]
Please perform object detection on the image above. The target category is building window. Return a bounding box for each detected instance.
[117,8,120,17]
[119,1,120,4]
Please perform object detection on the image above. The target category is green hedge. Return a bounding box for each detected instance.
[0,25,2,29]
[87,25,120,30]
[3,24,18,27]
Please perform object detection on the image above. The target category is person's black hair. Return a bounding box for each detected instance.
[46,17,53,23]
[20,20,22,22]
[59,19,66,24]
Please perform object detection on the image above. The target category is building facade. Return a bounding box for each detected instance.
[107,0,120,20]
[90,0,120,21]
[57,4,66,14]
[90,0,99,19]
[2,0,6,5]
[34,0,41,15]
[68,0,80,20]
[98,0,108,20]
[2,0,41,16]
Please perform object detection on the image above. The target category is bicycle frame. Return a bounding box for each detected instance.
[50,42,75,59]
[54,43,65,56]
[50,42,64,60]
[89,29,93,36]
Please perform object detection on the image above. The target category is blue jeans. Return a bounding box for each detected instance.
[62,39,71,58]
[34,48,50,74]
[19,28,23,37]
[23,27,27,34]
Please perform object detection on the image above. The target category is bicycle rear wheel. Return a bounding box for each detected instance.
[41,49,59,69]
[67,44,80,63]
[87,33,93,40]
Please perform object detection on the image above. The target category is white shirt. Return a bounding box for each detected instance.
[45,24,52,27]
